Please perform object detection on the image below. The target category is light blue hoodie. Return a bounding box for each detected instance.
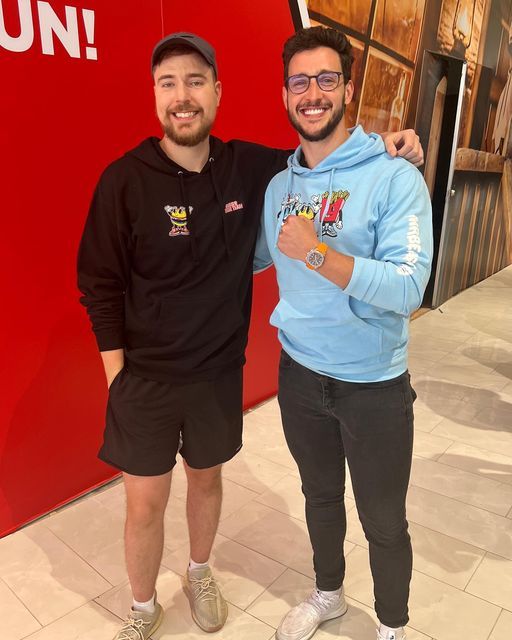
[254,126,433,382]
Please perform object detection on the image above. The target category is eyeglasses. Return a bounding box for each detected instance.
[285,71,344,94]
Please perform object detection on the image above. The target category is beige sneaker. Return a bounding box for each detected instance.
[183,566,228,632]
[112,603,163,640]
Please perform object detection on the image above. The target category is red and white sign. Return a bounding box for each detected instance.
[0,0,302,536]
[1,0,97,58]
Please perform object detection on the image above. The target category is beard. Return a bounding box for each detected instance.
[161,104,214,147]
[287,98,345,142]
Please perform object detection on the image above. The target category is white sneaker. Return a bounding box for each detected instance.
[276,588,348,640]
[377,625,407,640]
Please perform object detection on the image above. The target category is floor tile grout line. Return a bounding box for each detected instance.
[0,575,44,629]
[236,449,297,473]
[412,373,510,394]
[161,534,296,590]
[425,431,512,468]
[462,550,488,592]
[20,599,104,637]
[394,566,502,625]
[402,511,508,560]
[410,455,512,504]
[344,541,493,595]
[160,534,290,582]
[409,483,510,528]
[237,563,289,614]
[433,443,512,484]
[408,481,512,519]
[93,597,126,623]
[227,493,310,526]
[220,470,294,497]
[485,607,505,640]
[39,524,116,589]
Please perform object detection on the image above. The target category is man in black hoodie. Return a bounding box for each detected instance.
[78,32,424,640]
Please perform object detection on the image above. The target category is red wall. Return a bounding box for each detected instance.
[0,0,299,536]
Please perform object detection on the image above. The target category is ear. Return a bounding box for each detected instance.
[215,80,222,106]
[282,85,288,110]
[344,79,354,106]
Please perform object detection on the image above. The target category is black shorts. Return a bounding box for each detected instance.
[99,367,243,476]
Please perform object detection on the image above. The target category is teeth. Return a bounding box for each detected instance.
[303,108,325,115]
[175,112,196,118]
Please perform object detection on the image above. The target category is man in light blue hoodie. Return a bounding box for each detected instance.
[255,27,433,640]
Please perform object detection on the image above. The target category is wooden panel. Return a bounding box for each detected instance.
[460,183,481,290]
[433,169,507,307]
[455,148,505,173]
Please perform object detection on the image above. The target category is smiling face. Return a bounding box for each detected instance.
[153,51,221,147]
[283,46,353,143]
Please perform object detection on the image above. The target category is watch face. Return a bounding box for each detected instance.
[306,249,325,268]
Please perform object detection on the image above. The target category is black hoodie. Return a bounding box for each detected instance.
[78,137,289,383]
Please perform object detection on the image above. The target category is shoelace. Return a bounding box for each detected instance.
[118,616,151,640]
[189,574,218,602]
[305,589,340,615]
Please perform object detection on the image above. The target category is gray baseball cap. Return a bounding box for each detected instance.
[151,32,218,77]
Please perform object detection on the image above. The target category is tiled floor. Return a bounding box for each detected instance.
[2,266,512,640]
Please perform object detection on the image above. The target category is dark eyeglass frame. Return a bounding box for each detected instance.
[285,71,344,94]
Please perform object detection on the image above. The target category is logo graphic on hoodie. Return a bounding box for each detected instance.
[224,200,244,213]
[279,189,350,238]
[164,205,193,236]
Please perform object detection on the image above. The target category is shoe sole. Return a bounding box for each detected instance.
[275,601,348,640]
[183,580,228,633]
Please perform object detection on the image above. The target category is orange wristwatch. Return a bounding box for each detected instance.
[305,242,328,270]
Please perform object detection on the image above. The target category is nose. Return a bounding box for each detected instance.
[174,80,191,103]
[304,77,323,100]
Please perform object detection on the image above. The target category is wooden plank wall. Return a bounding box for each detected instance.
[433,150,511,307]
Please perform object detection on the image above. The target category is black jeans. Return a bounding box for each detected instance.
[278,351,416,628]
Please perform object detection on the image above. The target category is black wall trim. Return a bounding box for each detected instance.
[308,9,415,69]
[288,0,306,31]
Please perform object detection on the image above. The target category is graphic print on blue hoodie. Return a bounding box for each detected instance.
[254,126,433,382]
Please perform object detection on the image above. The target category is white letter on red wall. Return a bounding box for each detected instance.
[37,1,80,58]
[0,0,34,52]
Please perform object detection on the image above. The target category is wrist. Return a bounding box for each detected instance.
[305,242,328,270]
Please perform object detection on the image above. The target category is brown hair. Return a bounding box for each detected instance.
[282,26,354,83]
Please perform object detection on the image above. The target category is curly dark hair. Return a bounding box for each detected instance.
[282,26,354,84]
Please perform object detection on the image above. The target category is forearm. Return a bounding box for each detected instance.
[343,255,427,315]
[100,348,124,387]
[316,247,354,289]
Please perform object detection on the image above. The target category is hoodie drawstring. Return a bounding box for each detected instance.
[274,166,294,247]
[318,168,335,243]
[209,157,232,259]
[177,171,200,265]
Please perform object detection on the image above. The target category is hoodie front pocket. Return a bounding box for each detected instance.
[154,296,246,362]
[272,289,383,365]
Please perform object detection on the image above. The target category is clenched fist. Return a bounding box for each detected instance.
[277,215,320,261]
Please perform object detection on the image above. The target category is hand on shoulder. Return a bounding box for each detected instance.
[381,129,424,167]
